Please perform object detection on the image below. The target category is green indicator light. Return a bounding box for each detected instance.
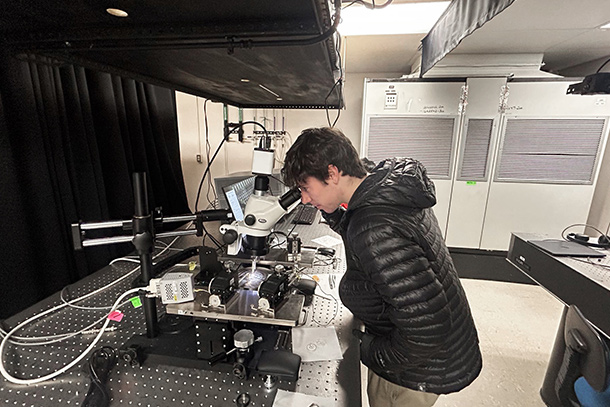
[466,181,477,185]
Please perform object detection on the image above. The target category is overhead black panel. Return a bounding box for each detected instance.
[0,0,342,108]
[420,0,514,77]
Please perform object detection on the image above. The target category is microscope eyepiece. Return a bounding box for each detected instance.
[279,188,301,210]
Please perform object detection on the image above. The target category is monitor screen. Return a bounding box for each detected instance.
[214,171,288,213]
[222,176,256,222]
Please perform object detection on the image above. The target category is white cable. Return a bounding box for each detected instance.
[0,287,144,385]
[110,257,140,265]
[1,300,131,346]
[61,234,182,310]
[0,268,139,340]
[0,232,185,347]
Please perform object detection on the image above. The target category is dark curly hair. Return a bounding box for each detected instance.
[281,127,367,187]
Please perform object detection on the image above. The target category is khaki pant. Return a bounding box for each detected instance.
[367,369,439,407]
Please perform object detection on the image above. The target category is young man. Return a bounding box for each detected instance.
[282,127,482,407]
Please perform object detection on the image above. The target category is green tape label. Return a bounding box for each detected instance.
[466,181,477,185]
[130,296,142,308]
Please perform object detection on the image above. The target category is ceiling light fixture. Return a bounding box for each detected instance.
[258,84,280,98]
[338,1,450,36]
[106,8,129,18]
[600,21,610,30]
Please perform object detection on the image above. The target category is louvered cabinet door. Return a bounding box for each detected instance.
[445,118,498,248]
[366,116,456,178]
[444,76,508,249]
[481,116,609,250]
[457,119,494,181]
[364,115,460,236]
[495,118,605,184]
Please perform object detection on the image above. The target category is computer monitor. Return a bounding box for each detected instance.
[222,176,255,221]
[214,173,252,211]
[214,171,288,214]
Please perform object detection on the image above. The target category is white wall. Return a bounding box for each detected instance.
[177,72,610,244]
[588,140,610,234]
[561,60,610,235]
[176,71,403,211]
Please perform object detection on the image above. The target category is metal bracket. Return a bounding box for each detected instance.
[499,85,510,114]
[458,85,469,115]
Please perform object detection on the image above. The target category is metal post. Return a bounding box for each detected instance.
[132,172,158,338]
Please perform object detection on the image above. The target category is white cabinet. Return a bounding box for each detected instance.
[361,80,465,236]
[362,78,610,251]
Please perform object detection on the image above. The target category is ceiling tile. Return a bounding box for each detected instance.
[344,34,423,73]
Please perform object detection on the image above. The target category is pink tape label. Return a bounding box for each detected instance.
[108,311,124,322]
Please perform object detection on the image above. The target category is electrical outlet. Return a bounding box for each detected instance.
[196,154,202,163]
[384,91,398,109]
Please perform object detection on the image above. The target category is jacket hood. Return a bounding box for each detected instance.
[348,157,437,211]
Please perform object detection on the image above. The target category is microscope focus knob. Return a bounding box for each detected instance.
[244,214,256,226]
[223,229,238,244]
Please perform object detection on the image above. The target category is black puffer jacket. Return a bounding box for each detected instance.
[335,157,482,394]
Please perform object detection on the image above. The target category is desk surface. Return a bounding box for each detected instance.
[508,232,610,338]
[1,214,361,406]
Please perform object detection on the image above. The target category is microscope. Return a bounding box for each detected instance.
[71,155,306,383]
[219,146,301,260]
[215,147,313,318]
[219,174,301,257]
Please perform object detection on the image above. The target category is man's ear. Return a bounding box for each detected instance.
[327,165,340,184]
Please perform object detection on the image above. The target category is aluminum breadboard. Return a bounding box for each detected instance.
[275,212,346,275]
[1,228,361,407]
[564,256,610,288]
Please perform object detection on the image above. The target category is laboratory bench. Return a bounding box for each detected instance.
[0,213,361,407]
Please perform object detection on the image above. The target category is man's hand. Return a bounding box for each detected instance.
[353,329,383,368]
[352,329,374,350]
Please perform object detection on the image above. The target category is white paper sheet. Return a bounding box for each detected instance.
[273,389,337,407]
[291,326,343,362]
[311,235,342,248]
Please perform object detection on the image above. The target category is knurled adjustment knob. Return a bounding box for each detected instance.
[223,229,238,244]
[244,214,256,226]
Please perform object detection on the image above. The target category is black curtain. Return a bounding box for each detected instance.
[0,51,190,319]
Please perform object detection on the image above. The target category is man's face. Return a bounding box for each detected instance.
[299,176,341,213]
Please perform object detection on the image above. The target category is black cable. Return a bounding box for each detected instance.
[82,346,117,407]
[204,100,217,208]
[311,290,339,327]
[195,136,227,212]
[268,231,288,249]
[325,29,343,127]
[596,57,610,73]
[201,222,223,249]
[269,174,286,186]
[342,1,358,9]
[270,231,288,239]
[342,0,393,9]
[286,205,306,237]
[194,120,268,211]
[561,223,608,242]
[131,246,200,287]
[325,78,342,127]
